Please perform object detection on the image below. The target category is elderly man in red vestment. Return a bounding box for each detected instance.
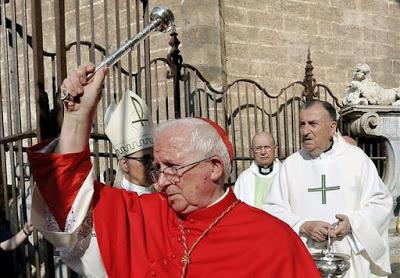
[27,64,321,277]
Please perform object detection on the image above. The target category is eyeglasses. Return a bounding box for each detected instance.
[124,154,153,165]
[150,157,211,183]
[252,145,274,153]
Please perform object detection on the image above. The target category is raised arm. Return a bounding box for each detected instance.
[56,64,108,154]
[27,64,108,230]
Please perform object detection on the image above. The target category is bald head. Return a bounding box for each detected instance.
[252,132,274,147]
[251,131,276,167]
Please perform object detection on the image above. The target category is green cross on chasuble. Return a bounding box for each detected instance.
[307,174,340,204]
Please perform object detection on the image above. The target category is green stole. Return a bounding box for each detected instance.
[254,175,275,209]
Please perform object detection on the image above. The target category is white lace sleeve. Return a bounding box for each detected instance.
[31,168,107,277]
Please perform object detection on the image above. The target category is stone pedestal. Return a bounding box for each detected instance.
[341,105,400,198]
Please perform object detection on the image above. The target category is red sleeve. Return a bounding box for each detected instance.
[263,216,322,277]
[27,140,92,230]
[292,235,322,277]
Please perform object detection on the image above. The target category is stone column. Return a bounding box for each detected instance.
[180,0,225,85]
[341,105,400,199]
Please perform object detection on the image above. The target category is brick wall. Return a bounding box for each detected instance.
[223,0,400,97]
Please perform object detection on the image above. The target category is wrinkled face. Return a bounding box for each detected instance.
[300,104,337,158]
[153,127,224,215]
[121,147,154,187]
[252,134,275,167]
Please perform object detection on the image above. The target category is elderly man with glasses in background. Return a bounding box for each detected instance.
[234,131,281,209]
[27,64,321,278]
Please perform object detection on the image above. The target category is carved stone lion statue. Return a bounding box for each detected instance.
[342,63,400,106]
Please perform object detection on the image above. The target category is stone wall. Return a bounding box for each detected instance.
[3,0,400,102]
[146,0,400,98]
[222,0,400,96]
[2,0,400,175]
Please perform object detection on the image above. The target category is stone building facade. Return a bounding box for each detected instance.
[32,0,400,99]
[154,0,400,96]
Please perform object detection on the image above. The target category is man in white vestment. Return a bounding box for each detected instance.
[30,90,155,277]
[234,131,280,209]
[264,100,393,277]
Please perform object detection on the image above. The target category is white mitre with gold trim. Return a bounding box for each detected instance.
[105,90,153,159]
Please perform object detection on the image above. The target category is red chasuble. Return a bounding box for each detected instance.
[28,142,321,278]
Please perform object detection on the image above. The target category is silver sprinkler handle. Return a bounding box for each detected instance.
[86,6,174,82]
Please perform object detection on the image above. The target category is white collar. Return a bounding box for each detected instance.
[249,159,280,177]
[300,133,348,160]
[120,177,154,195]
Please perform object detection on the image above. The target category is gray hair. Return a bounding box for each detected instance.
[154,118,232,182]
[300,100,337,121]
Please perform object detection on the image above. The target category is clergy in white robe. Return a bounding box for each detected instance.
[234,131,281,209]
[234,159,280,209]
[264,100,393,278]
